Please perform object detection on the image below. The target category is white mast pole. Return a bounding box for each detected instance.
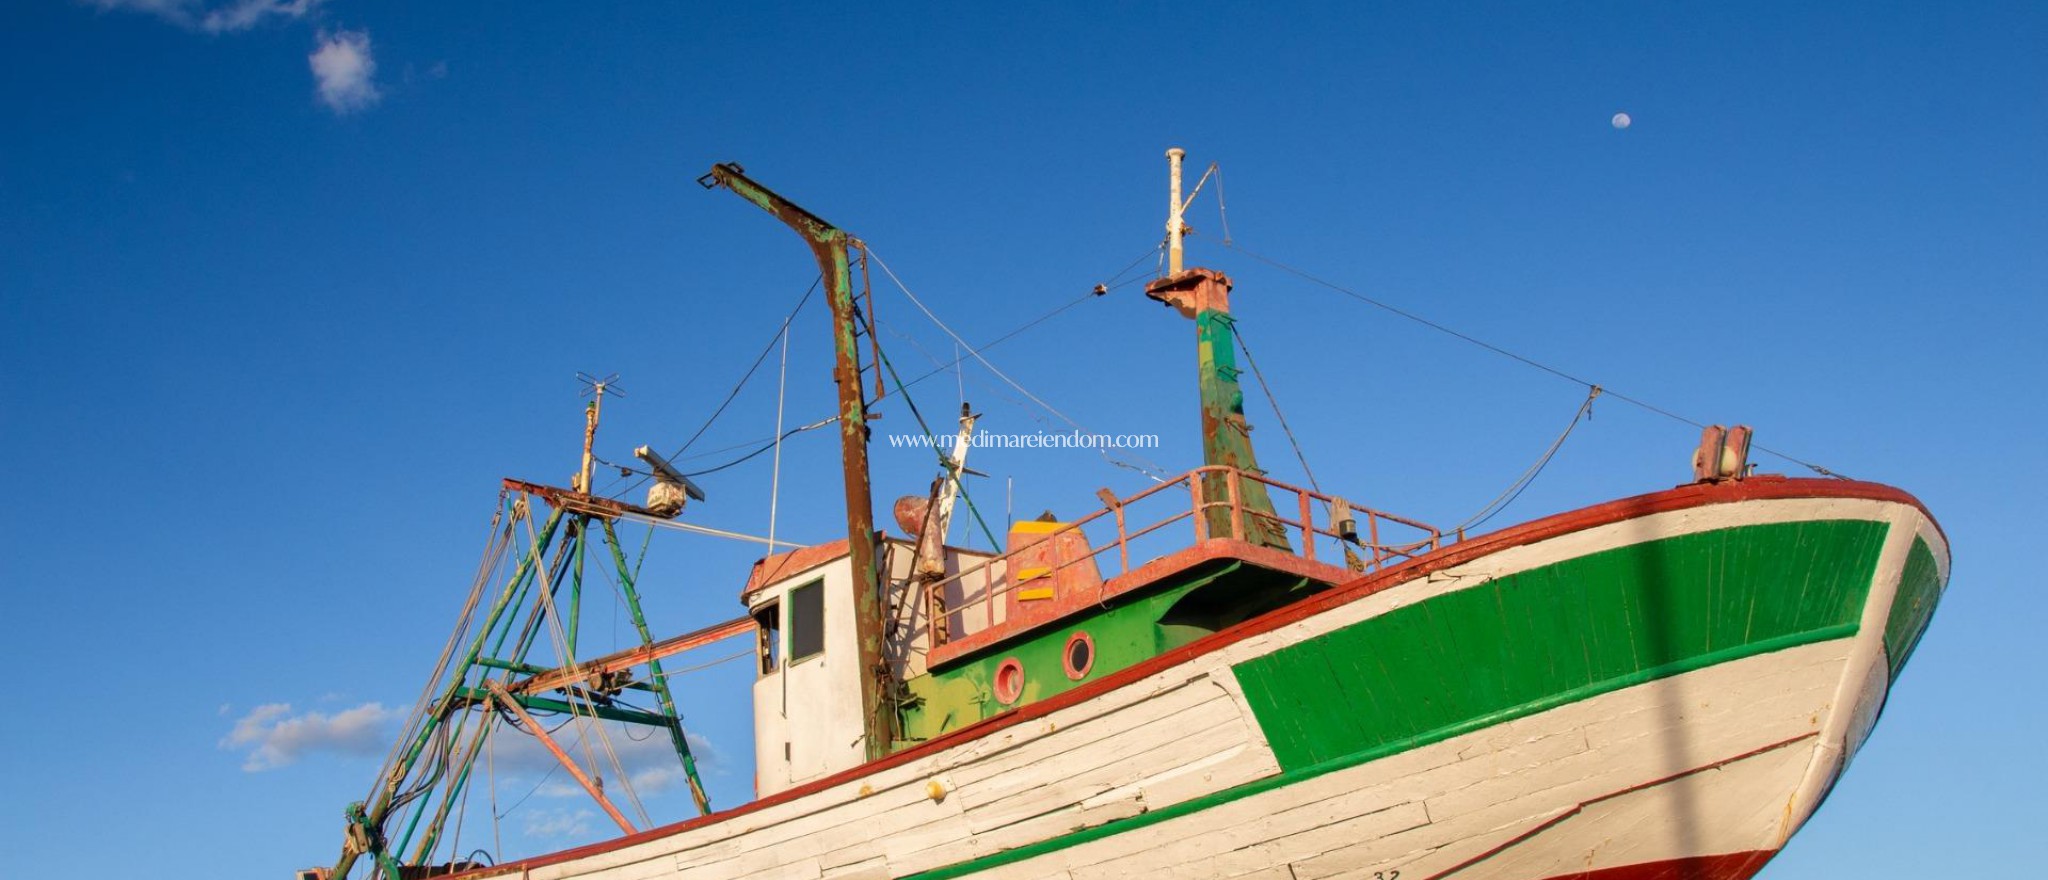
[1166,147,1186,275]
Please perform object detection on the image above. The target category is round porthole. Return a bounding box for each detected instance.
[1063,631,1095,680]
[993,657,1025,704]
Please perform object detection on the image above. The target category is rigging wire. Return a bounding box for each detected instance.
[1099,244,1166,291]
[1449,387,1603,534]
[623,270,1118,488]
[1234,327,1324,494]
[368,499,517,809]
[768,293,793,558]
[494,758,561,820]
[1218,240,1849,480]
[599,276,822,499]
[1234,326,1364,569]
[868,248,1173,481]
[487,709,501,865]
[672,277,821,459]
[855,305,1004,549]
[680,416,839,478]
[523,512,652,829]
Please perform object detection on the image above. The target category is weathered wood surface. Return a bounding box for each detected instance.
[479,494,1939,880]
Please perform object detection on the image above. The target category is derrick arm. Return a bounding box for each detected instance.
[702,163,896,761]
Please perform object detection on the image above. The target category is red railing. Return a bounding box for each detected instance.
[925,466,1444,648]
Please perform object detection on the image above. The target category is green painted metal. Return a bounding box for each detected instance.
[899,561,1322,743]
[1234,519,1889,771]
[451,687,673,727]
[600,518,712,814]
[395,515,576,865]
[475,656,550,675]
[568,519,587,656]
[1884,537,1945,679]
[330,505,565,880]
[334,493,727,875]
[403,515,717,866]
[900,623,1862,880]
[1193,307,1289,550]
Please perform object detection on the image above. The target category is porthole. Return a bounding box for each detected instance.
[1063,631,1095,680]
[993,657,1025,704]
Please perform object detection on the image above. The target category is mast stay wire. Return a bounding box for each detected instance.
[1217,241,1849,480]
[367,499,517,811]
[883,313,1120,491]
[854,304,1005,550]
[1233,326,1365,569]
[600,268,1118,498]
[522,511,654,829]
[597,276,822,500]
[671,276,821,459]
[867,248,1174,481]
[1448,387,1603,535]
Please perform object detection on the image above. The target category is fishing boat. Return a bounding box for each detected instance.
[305,152,1949,880]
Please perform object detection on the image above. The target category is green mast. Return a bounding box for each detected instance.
[1145,148,1292,551]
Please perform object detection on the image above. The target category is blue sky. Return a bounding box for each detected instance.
[2,1,2041,877]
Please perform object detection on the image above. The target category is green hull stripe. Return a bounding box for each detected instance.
[1883,538,1943,679]
[1236,519,1887,770]
[908,519,1891,880]
[905,626,1859,880]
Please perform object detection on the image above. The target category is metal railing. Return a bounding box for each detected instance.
[926,466,1444,649]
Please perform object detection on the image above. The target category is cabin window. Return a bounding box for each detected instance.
[789,579,825,662]
[755,601,781,676]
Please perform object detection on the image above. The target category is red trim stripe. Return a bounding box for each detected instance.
[459,476,1932,878]
[1533,850,1778,880]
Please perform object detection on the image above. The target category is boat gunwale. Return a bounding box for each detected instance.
[450,474,1939,879]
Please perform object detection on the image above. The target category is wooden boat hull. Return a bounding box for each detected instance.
[462,477,1946,880]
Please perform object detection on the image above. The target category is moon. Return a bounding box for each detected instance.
[1611,112,1632,130]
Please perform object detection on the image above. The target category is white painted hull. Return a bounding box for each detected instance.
[470,488,1946,880]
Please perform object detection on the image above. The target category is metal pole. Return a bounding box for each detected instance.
[1167,147,1186,275]
[705,164,893,761]
[599,519,713,814]
[485,682,637,835]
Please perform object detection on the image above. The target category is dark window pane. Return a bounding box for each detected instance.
[754,602,781,675]
[789,580,825,661]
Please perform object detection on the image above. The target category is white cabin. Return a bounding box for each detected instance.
[743,537,1001,796]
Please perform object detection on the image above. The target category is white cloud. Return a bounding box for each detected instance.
[199,0,323,33]
[489,721,721,805]
[521,807,596,840]
[84,0,327,34]
[309,28,379,115]
[220,701,402,771]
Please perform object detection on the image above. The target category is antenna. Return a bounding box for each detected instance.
[574,372,625,494]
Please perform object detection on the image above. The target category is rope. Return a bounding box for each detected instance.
[1449,387,1602,534]
[1219,241,1849,480]
[367,499,517,811]
[522,511,652,829]
[1215,164,1233,245]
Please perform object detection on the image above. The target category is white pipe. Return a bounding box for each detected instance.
[1166,147,1186,275]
